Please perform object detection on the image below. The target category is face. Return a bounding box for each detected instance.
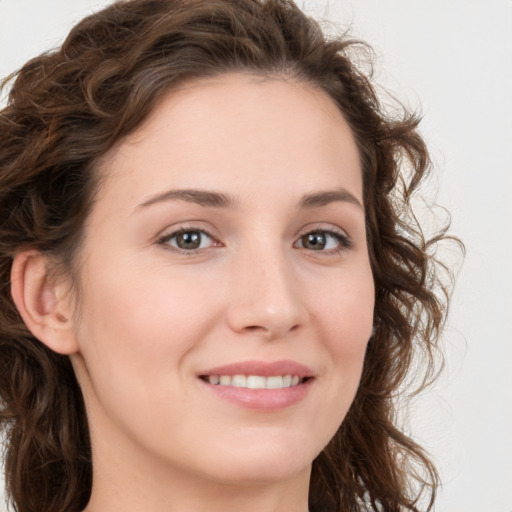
[69,73,374,487]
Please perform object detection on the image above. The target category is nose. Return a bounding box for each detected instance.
[226,248,308,340]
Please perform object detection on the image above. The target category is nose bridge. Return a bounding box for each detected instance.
[227,236,307,338]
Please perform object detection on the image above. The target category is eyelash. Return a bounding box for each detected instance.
[157,225,353,255]
[157,227,218,254]
[295,228,353,254]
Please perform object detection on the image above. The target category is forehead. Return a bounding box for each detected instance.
[96,73,363,209]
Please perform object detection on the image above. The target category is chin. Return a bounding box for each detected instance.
[186,432,319,485]
[208,457,312,486]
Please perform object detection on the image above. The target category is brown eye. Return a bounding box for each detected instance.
[295,230,352,252]
[300,232,327,250]
[161,229,215,251]
[176,231,202,249]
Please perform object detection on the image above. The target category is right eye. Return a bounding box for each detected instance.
[158,228,217,253]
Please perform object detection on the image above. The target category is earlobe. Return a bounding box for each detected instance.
[10,250,79,355]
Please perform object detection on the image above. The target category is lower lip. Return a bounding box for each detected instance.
[200,379,313,411]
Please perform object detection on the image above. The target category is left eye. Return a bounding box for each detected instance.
[295,230,349,251]
[161,229,215,251]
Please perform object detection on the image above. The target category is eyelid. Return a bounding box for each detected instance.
[294,224,353,252]
[154,222,353,255]
[156,224,222,254]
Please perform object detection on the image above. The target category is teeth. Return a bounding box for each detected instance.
[205,374,305,389]
[209,375,220,385]
[247,375,266,389]
[219,375,231,386]
[231,375,246,387]
[266,376,283,389]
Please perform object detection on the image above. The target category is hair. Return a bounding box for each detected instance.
[0,0,458,511]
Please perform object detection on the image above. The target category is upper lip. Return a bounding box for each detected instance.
[198,360,314,378]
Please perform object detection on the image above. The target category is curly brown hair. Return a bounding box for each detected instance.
[0,0,456,511]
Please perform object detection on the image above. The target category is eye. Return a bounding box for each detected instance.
[159,228,217,252]
[295,229,352,252]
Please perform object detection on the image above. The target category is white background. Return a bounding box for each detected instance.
[1,1,511,511]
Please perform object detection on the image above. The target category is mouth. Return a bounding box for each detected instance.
[197,360,315,410]
[199,374,311,389]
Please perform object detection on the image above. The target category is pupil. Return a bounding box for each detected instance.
[303,233,326,250]
[178,231,201,249]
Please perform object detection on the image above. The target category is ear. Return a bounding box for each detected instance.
[11,250,79,355]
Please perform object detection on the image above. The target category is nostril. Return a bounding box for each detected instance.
[240,323,276,334]
[241,323,302,340]
[245,325,263,331]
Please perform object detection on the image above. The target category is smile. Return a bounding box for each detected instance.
[201,374,306,389]
[198,360,314,410]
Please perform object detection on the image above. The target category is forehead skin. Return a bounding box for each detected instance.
[96,73,363,209]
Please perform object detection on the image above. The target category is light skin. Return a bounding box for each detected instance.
[11,73,375,512]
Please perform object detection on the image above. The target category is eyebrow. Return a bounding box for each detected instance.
[298,189,363,210]
[137,189,236,209]
[136,187,362,211]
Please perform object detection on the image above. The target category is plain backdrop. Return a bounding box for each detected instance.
[1,1,511,511]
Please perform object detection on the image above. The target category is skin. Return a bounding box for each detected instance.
[17,73,375,512]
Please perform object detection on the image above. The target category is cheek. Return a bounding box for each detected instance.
[315,265,374,345]
[296,268,374,453]
[78,256,219,344]
[311,265,374,394]
[71,266,212,436]
[72,259,229,413]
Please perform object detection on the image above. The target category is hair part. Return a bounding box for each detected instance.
[0,1,458,511]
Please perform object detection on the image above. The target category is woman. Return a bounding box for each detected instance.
[0,0,455,511]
